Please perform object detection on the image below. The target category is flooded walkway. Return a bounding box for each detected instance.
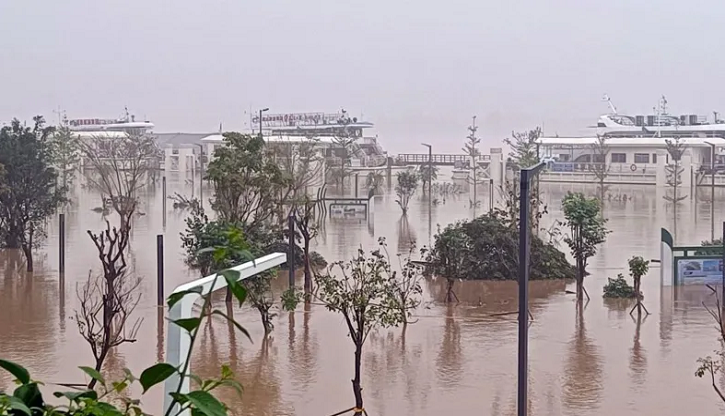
[1,175,725,415]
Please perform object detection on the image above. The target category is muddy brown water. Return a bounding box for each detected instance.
[2,171,725,415]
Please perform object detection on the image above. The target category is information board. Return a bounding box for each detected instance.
[677,258,724,285]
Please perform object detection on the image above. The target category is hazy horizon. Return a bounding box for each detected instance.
[3,0,725,153]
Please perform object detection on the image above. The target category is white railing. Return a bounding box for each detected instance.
[163,253,287,416]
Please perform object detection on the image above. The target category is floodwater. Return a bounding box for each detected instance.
[2,169,725,415]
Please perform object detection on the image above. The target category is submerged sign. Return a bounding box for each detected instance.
[677,258,724,284]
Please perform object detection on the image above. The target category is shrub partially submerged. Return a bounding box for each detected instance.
[427,211,575,281]
[602,274,636,298]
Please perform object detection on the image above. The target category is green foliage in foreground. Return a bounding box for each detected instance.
[427,211,575,281]
[0,248,254,416]
[602,274,636,298]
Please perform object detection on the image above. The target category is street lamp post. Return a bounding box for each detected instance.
[195,143,205,209]
[422,143,433,241]
[259,108,269,141]
[517,161,547,416]
[706,142,716,241]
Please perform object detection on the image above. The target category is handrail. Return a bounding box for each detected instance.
[163,252,287,416]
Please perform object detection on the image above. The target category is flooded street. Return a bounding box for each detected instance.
[2,171,725,415]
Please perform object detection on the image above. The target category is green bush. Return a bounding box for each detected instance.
[602,274,636,298]
[427,211,575,281]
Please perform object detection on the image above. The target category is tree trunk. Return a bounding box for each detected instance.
[575,257,584,301]
[21,244,33,272]
[446,278,455,303]
[303,238,312,302]
[352,342,364,416]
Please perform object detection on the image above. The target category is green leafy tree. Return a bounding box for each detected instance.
[292,195,320,301]
[562,192,609,302]
[48,125,81,189]
[0,245,253,416]
[462,116,481,208]
[0,117,65,271]
[206,133,286,229]
[504,127,541,170]
[628,256,650,315]
[503,127,546,231]
[590,135,610,205]
[664,136,687,238]
[365,170,385,194]
[331,110,359,191]
[394,170,419,215]
[418,164,438,194]
[314,247,408,416]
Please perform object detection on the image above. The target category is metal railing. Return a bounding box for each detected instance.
[163,253,287,416]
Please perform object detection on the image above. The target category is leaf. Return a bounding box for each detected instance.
[78,366,105,386]
[0,359,30,384]
[186,390,227,416]
[172,318,202,332]
[220,269,247,305]
[91,401,125,416]
[210,311,252,343]
[139,363,177,393]
[167,287,203,310]
[52,390,98,402]
[12,383,42,410]
[6,396,31,416]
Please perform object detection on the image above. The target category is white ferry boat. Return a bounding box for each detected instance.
[68,108,154,134]
[596,95,725,138]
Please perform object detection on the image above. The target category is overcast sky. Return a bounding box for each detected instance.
[2,0,725,153]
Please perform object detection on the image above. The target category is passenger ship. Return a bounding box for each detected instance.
[596,95,725,138]
[67,108,154,134]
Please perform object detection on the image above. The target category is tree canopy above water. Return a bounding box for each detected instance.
[427,211,575,281]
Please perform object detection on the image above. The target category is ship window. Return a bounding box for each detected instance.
[558,154,571,162]
[592,154,605,163]
[652,153,657,163]
[634,153,650,164]
[611,153,627,163]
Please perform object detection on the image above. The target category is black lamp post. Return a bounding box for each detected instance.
[259,108,269,141]
[517,160,546,416]
[422,143,433,242]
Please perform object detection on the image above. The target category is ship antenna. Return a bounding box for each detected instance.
[603,94,618,114]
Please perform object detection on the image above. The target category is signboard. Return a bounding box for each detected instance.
[251,112,342,128]
[677,258,724,284]
[69,118,117,127]
[330,203,367,220]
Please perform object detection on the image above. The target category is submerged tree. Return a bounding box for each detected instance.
[0,117,65,271]
[206,133,285,230]
[395,170,419,215]
[292,195,320,301]
[380,237,424,331]
[590,135,610,205]
[502,127,546,232]
[462,116,481,208]
[48,125,81,189]
[628,256,650,316]
[504,127,541,170]
[562,192,609,303]
[418,164,438,194]
[75,132,158,382]
[664,136,687,237]
[314,247,408,416]
[427,211,575,303]
[331,110,359,191]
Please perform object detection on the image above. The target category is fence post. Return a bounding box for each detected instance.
[288,214,295,289]
[355,174,359,198]
[157,234,164,306]
[59,213,65,274]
